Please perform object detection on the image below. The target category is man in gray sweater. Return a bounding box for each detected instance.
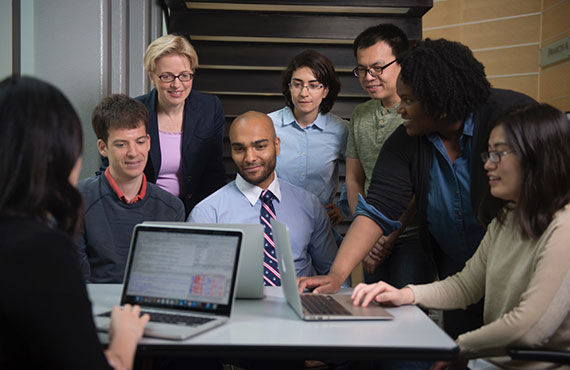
[75,94,185,283]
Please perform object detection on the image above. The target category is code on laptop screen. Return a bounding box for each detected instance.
[125,229,239,306]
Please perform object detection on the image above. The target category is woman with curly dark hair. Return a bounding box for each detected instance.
[353,103,570,370]
[299,38,535,339]
[0,76,148,370]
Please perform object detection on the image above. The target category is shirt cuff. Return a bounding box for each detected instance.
[353,193,402,235]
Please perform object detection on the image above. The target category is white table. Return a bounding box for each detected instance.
[88,284,458,361]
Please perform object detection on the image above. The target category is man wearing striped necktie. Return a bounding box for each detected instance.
[188,111,338,285]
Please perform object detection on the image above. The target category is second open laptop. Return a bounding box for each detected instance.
[271,219,393,321]
[94,223,242,340]
[143,221,264,299]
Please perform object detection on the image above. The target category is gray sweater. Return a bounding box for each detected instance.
[75,174,185,283]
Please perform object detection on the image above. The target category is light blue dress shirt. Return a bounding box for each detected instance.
[188,174,338,277]
[426,113,486,265]
[268,107,348,205]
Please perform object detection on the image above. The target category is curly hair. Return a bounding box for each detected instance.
[399,38,491,123]
[496,103,570,239]
[281,50,340,115]
[0,76,83,236]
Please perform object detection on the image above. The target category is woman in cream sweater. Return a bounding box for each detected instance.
[352,103,570,370]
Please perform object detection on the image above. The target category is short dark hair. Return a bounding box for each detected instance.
[281,50,341,115]
[0,75,83,236]
[352,23,409,60]
[498,103,570,240]
[399,38,492,124]
[91,94,149,143]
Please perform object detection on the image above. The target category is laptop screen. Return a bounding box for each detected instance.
[121,225,242,315]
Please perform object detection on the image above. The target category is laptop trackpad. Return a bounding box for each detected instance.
[334,294,393,319]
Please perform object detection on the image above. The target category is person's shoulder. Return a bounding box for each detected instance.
[552,202,570,228]
[352,99,378,116]
[189,90,221,105]
[267,106,288,125]
[279,179,321,207]
[0,219,71,259]
[77,175,101,190]
[134,90,154,105]
[195,181,238,206]
[385,124,413,144]
[324,112,348,130]
[485,88,535,108]
[190,181,238,218]
[146,182,184,209]
[77,175,106,204]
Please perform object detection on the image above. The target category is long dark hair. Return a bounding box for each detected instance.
[0,76,83,236]
[281,50,341,115]
[496,103,570,239]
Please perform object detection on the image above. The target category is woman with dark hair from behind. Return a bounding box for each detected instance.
[353,103,570,370]
[0,75,148,370]
[268,50,348,230]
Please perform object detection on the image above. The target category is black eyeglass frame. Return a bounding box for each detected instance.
[352,59,398,78]
[153,71,195,83]
[480,150,514,163]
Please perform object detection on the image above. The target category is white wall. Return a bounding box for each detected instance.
[13,0,162,178]
[0,1,12,78]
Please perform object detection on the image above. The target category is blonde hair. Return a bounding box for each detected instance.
[143,34,199,72]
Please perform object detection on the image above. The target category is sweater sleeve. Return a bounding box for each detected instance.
[456,209,570,358]
[0,230,112,369]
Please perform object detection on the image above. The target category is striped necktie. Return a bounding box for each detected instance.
[260,189,280,286]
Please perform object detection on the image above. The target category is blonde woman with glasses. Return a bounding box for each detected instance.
[135,34,226,215]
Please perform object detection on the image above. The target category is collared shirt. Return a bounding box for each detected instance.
[269,107,348,205]
[104,167,147,204]
[188,174,338,277]
[426,113,486,264]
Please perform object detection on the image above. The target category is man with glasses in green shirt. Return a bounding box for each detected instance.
[346,24,435,287]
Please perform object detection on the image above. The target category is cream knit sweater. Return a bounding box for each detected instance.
[410,203,570,369]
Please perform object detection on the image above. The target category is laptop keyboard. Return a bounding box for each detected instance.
[301,294,351,316]
[98,310,215,327]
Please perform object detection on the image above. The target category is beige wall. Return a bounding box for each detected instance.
[423,0,570,111]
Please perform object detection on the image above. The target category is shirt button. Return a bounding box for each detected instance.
[302,152,306,156]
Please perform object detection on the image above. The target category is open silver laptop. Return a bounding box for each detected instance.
[271,219,393,321]
[143,222,264,299]
[94,223,242,340]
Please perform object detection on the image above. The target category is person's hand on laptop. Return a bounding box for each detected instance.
[297,273,344,294]
[351,281,415,308]
[105,304,150,370]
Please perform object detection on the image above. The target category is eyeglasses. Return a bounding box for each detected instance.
[288,81,325,92]
[352,59,397,78]
[153,72,194,83]
[480,150,514,163]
